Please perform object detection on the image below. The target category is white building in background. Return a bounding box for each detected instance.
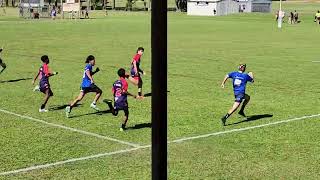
[187,0,271,16]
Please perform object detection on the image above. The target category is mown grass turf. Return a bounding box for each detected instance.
[0,2,320,179]
[6,117,320,179]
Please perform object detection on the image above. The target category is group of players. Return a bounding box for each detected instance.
[1,46,254,130]
[275,10,320,25]
[29,47,146,131]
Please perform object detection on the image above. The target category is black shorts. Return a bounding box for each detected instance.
[113,106,129,116]
[0,58,2,64]
[40,87,54,96]
[81,84,102,94]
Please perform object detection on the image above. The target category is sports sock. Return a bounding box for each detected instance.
[40,104,45,109]
[224,113,230,119]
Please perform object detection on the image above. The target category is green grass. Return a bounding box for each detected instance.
[1,2,320,179]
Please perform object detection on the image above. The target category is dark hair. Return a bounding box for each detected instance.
[85,55,95,63]
[238,63,246,71]
[136,47,144,53]
[117,68,126,78]
[41,55,49,63]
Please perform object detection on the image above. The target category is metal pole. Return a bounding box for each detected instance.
[151,0,167,178]
[279,0,282,11]
[278,0,282,28]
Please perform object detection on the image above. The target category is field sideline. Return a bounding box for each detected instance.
[1,2,320,179]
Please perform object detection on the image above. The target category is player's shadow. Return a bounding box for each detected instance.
[143,91,170,97]
[68,110,112,119]
[228,114,273,126]
[0,77,32,83]
[49,104,82,111]
[127,123,151,130]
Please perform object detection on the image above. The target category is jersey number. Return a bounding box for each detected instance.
[234,79,242,86]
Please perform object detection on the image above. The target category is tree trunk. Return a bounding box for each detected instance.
[5,0,8,7]
[12,0,15,7]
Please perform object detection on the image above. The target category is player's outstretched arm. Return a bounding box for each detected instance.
[221,75,229,88]
[91,67,100,75]
[32,71,40,84]
[248,72,254,82]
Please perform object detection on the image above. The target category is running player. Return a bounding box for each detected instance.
[104,68,136,131]
[0,48,7,74]
[37,55,58,112]
[220,64,254,126]
[315,10,320,24]
[65,55,102,118]
[128,47,145,98]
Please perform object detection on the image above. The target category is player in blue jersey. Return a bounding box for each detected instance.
[65,55,102,118]
[36,55,58,112]
[104,68,136,131]
[220,64,254,126]
[0,48,7,74]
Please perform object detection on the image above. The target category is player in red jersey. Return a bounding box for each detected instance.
[128,47,145,99]
[36,55,58,112]
[104,68,136,131]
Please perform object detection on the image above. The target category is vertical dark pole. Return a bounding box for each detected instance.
[151,0,167,178]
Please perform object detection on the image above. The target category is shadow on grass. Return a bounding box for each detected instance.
[127,123,151,130]
[0,77,32,83]
[68,110,112,119]
[227,114,273,126]
[49,104,82,111]
[144,91,170,97]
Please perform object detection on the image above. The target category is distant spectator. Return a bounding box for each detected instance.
[85,8,89,19]
[293,10,299,23]
[315,10,320,24]
[289,12,293,24]
[19,6,23,17]
[51,6,57,20]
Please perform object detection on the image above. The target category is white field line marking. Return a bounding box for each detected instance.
[0,145,151,176]
[312,61,320,63]
[0,109,140,148]
[1,113,320,176]
[170,114,320,143]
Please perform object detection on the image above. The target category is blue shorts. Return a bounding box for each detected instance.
[235,94,245,103]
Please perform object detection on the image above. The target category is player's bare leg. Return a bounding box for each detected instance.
[90,91,102,111]
[128,76,144,99]
[221,102,241,126]
[39,89,51,112]
[71,92,85,107]
[120,109,129,131]
[65,92,85,117]
[238,94,250,117]
[137,76,144,98]
[104,99,117,115]
[128,76,138,85]
[0,62,6,74]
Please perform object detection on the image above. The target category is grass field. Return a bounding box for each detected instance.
[0,2,320,179]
